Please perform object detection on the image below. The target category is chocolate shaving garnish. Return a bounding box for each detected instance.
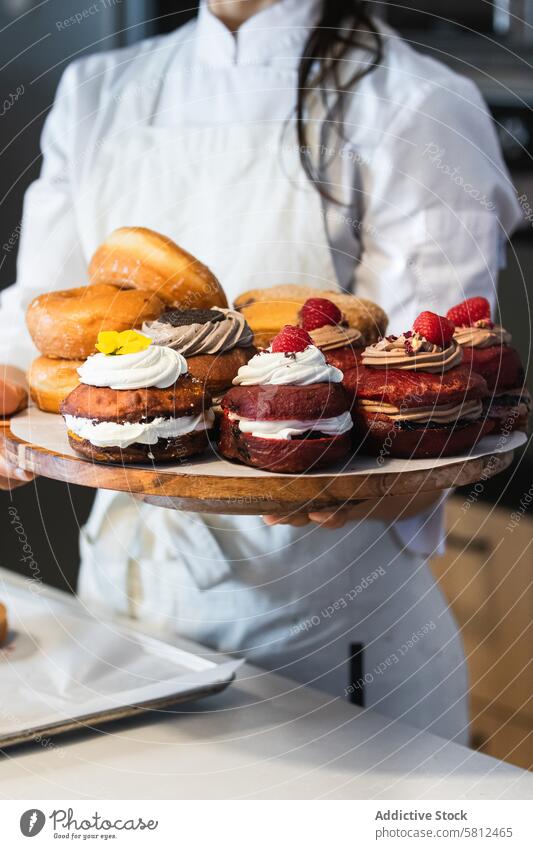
[386,334,398,342]
[158,308,225,327]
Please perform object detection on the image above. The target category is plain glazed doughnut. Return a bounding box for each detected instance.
[233,284,388,348]
[28,356,83,414]
[88,227,228,309]
[26,283,164,360]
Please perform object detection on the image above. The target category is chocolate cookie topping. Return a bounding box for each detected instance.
[158,309,225,327]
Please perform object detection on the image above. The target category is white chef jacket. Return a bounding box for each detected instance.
[0,0,522,558]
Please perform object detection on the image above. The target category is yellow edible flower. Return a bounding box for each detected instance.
[96,329,151,356]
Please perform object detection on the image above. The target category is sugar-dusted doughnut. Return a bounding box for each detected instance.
[26,283,164,360]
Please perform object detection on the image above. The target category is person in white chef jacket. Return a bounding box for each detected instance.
[0,0,521,743]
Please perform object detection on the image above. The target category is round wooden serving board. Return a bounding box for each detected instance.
[3,408,526,514]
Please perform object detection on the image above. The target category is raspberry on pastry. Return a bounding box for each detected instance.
[413,311,455,348]
[297,297,363,370]
[61,331,213,463]
[343,313,492,459]
[219,327,353,472]
[300,297,342,331]
[448,297,530,433]
[271,326,313,353]
[446,296,491,327]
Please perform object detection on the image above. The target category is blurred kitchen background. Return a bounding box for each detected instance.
[0,1,532,767]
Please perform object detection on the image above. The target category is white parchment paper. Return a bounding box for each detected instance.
[10,407,528,478]
[0,570,241,742]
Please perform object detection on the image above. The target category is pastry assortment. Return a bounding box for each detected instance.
[447,297,531,433]
[16,226,528,473]
[60,330,214,463]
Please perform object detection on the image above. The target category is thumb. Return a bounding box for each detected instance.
[0,379,27,417]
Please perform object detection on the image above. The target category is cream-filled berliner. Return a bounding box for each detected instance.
[28,356,83,414]
[88,227,228,309]
[26,283,164,360]
[61,330,214,463]
[143,307,255,397]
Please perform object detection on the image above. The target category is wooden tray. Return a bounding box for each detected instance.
[3,408,526,514]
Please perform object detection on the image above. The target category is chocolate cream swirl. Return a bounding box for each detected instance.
[358,399,482,423]
[143,308,253,356]
[453,324,512,349]
[362,333,462,373]
[309,324,362,352]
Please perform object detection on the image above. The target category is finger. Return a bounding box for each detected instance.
[2,462,35,481]
[308,510,347,529]
[0,472,34,491]
[262,514,310,527]
[0,463,35,483]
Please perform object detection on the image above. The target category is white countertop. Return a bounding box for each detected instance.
[1,649,532,800]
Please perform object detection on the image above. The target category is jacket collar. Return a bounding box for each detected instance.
[194,0,323,66]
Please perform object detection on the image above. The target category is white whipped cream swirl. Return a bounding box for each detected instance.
[78,345,187,390]
[233,345,343,386]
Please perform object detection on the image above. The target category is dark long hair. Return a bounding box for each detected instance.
[296,1,383,203]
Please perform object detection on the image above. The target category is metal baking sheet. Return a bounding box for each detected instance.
[0,569,241,749]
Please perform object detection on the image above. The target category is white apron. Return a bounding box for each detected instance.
[75,97,468,742]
